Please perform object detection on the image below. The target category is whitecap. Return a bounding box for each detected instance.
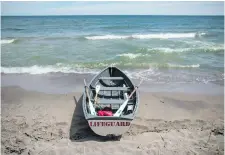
[117,53,143,59]
[1,39,15,44]
[85,33,197,40]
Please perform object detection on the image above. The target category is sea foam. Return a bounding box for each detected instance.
[1,65,98,74]
[167,64,200,68]
[1,63,200,75]
[1,39,15,44]
[148,46,224,53]
[117,53,143,59]
[85,33,201,40]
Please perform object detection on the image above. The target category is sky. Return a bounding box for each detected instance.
[1,1,224,16]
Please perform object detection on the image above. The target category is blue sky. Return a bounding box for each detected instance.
[1,1,224,16]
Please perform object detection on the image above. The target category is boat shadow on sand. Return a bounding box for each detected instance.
[69,95,121,142]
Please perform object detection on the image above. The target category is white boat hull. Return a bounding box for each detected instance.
[88,120,132,136]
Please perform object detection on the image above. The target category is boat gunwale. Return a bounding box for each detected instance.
[87,116,133,120]
[82,66,140,119]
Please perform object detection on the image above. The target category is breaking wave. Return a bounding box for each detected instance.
[1,63,200,75]
[86,35,129,40]
[147,46,224,53]
[85,33,205,40]
[1,39,16,44]
[116,53,143,59]
[167,64,200,68]
[1,65,99,74]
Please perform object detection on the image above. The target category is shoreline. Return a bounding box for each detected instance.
[1,73,224,95]
[1,85,224,154]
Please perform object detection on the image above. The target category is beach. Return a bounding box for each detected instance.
[1,15,224,154]
[1,73,224,155]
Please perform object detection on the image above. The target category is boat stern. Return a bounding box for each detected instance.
[88,119,132,136]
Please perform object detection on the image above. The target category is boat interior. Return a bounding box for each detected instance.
[87,67,138,116]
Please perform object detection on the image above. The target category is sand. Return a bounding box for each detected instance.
[1,86,224,155]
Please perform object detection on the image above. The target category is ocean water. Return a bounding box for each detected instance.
[1,15,224,85]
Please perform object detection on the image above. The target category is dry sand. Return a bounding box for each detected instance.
[1,86,224,155]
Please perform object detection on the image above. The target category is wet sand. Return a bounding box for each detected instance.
[1,85,224,155]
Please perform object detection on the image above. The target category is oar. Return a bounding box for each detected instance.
[94,85,100,104]
[84,79,96,115]
[114,79,143,117]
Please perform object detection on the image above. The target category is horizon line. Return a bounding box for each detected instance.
[1,14,224,16]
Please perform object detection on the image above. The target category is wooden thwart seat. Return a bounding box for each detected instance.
[94,99,134,106]
[99,87,130,91]
[97,99,125,104]
[99,77,124,80]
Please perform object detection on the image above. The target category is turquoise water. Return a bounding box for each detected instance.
[1,15,224,84]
